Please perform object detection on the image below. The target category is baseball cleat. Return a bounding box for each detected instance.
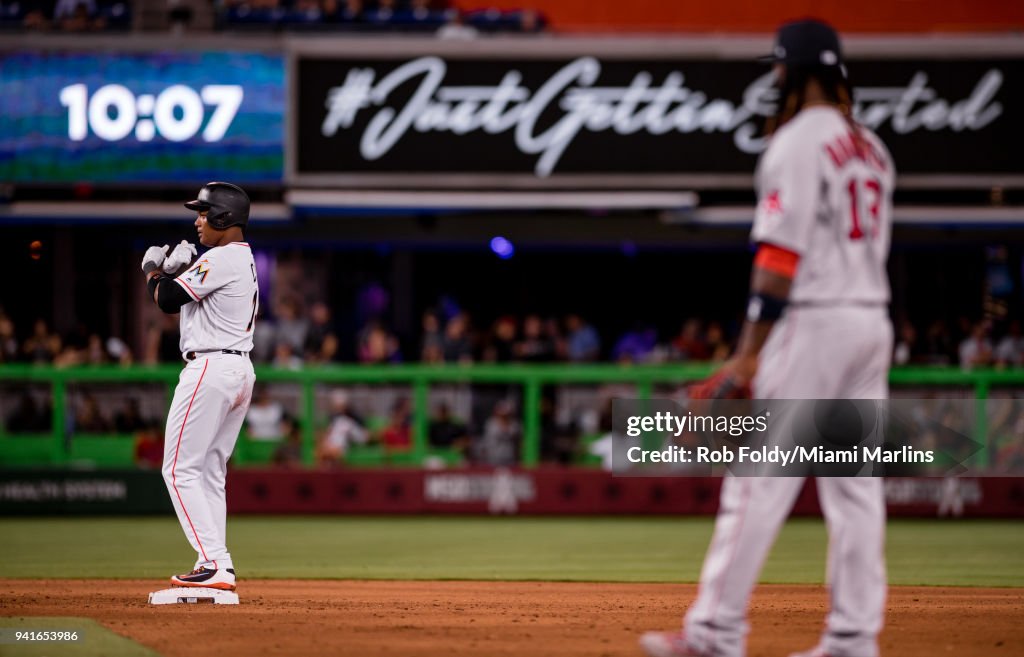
[170,566,236,591]
[639,631,710,657]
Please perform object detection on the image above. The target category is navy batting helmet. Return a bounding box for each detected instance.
[184,182,250,230]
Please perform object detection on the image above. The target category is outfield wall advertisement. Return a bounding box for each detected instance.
[292,52,1024,188]
[1,469,1019,517]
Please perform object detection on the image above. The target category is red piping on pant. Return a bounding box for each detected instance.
[170,358,215,569]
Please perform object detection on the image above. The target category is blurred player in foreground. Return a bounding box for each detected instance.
[141,182,259,592]
[641,19,895,657]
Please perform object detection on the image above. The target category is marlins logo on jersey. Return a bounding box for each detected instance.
[185,259,211,285]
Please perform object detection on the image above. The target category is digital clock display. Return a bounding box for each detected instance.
[0,50,284,184]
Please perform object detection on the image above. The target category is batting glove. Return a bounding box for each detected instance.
[162,240,198,275]
[142,245,169,275]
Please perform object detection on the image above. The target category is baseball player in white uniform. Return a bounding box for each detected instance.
[641,20,894,657]
[141,182,259,592]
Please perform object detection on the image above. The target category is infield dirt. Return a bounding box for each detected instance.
[2,580,1022,657]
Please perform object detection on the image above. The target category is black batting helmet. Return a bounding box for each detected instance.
[184,182,250,230]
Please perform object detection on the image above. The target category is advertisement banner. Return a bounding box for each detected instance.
[0,469,172,515]
[1,50,285,184]
[294,55,1022,187]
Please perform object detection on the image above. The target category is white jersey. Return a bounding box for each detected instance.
[751,106,895,304]
[174,241,258,356]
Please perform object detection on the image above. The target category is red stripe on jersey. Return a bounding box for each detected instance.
[754,243,800,279]
[175,277,201,302]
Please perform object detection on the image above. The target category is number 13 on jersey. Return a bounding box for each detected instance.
[847,176,882,241]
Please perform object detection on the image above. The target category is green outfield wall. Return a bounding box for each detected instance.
[0,364,1022,469]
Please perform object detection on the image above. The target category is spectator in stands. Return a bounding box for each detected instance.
[705,321,731,362]
[442,313,474,363]
[959,320,994,370]
[401,0,446,29]
[428,402,470,454]
[246,386,286,440]
[6,390,51,433]
[54,0,93,19]
[995,320,1024,368]
[144,314,181,364]
[331,0,365,24]
[923,319,954,365]
[106,336,133,366]
[134,421,165,469]
[989,398,1024,473]
[316,389,369,465]
[364,0,395,26]
[272,342,303,369]
[540,395,578,465]
[23,318,60,364]
[893,320,921,365]
[671,319,709,361]
[83,333,108,365]
[612,324,657,363]
[565,314,600,362]
[55,0,105,30]
[420,310,444,362]
[517,8,544,33]
[114,398,148,434]
[275,297,309,355]
[74,392,111,433]
[358,321,401,363]
[304,301,339,363]
[0,311,18,362]
[516,314,556,362]
[475,399,520,466]
[380,396,413,454]
[288,0,324,23]
[544,317,565,358]
[587,398,616,471]
[273,415,305,467]
[251,308,276,363]
[436,9,477,39]
[23,3,55,30]
[167,0,194,34]
[483,315,517,363]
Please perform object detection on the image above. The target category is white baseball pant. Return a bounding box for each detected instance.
[684,305,893,657]
[162,352,255,571]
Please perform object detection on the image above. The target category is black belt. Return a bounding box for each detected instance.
[185,349,248,361]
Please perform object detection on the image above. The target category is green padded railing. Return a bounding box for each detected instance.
[1,363,1022,468]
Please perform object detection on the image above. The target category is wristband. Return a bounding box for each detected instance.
[746,293,787,323]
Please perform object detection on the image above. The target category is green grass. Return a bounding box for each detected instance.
[0,517,1020,587]
[0,617,159,657]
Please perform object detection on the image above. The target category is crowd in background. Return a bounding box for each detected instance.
[7,0,131,31]
[6,0,545,34]
[3,304,1024,370]
[4,299,1024,471]
[0,310,134,368]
